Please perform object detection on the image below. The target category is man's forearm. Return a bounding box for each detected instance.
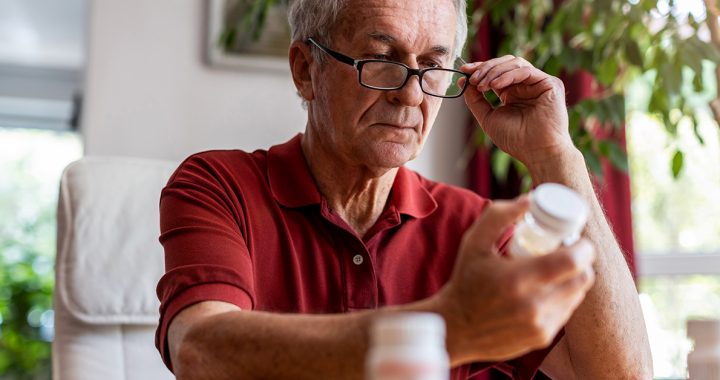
[175,298,446,380]
[527,148,653,378]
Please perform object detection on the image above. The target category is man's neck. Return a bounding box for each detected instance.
[301,134,397,238]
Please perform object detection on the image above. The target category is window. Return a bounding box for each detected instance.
[629,68,720,378]
[0,127,82,378]
[0,0,86,377]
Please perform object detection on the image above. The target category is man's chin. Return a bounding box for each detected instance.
[362,142,419,169]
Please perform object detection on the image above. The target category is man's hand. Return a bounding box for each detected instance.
[458,56,652,378]
[435,197,596,366]
[459,56,575,167]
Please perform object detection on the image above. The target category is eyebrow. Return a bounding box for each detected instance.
[367,32,451,57]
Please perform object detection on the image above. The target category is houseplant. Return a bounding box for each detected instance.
[221,0,720,183]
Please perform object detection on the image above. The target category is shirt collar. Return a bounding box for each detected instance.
[390,166,438,219]
[267,133,322,208]
[267,133,438,218]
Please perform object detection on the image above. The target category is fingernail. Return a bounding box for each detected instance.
[516,195,530,205]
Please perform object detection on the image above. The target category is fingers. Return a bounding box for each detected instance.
[553,264,596,301]
[471,58,532,88]
[525,240,596,284]
[535,263,596,332]
[463,86,494,126]
[460,55,518,78]
[488,66,549,92]
[463,196,530,255]
[461,56,550,94]
[460,55,515,76]
[523,244,596,342]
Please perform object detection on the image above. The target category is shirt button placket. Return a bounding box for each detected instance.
[345,247,377,311]
[352,254,364,265]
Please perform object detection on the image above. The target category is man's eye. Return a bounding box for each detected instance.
[371,54,391,60]
[422,61,442,68]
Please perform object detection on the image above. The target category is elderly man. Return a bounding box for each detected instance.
[155,0,652,378]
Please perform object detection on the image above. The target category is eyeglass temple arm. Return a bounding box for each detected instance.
[306,38,356,66]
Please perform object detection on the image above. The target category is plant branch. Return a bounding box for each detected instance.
[702,0,720,125]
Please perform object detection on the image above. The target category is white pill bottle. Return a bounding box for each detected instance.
[687,319,720,380]
[366,312,449,380]
[510,183,589,257]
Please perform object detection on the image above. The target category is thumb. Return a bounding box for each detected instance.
[464,196,530,256]
[461,76,494,127]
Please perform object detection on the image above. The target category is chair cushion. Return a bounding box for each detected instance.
[52,304,175,380]
[56,157,177,325]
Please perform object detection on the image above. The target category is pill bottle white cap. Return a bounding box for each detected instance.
[530,183,589,237]
[688,319,720,346]
[371,312,446,348]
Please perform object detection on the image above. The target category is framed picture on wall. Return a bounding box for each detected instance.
[205,0,290,71]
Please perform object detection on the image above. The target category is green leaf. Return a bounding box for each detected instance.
[613,96,626,127]
[681,38,706,74]
[492,149,513,184]
[649,91,669,114]
[692,115,706,145]
[607,141,629,172]
[512,157,529,177]
[696,36,720,63]
[520,175,533,194]
[583,149,604,179]
[625,40,644,68]
[693,70,705,93]
[568,108,582,137]
[597,53,620,86]
[593,98,608,125]
[598,140,611,156]
[483,90,502,108]
[671,150,684,178]
[660,62,682,96]
[218,28,237,50]
[472,128,490,148]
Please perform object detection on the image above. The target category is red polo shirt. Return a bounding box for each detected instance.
[156,134,557,379]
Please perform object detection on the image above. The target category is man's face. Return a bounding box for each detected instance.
[307,0,457,172]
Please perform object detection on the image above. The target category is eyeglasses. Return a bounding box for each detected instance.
[306,38,469,98]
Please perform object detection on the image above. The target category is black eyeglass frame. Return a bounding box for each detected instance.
[306,38,470,99]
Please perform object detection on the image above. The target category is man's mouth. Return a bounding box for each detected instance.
[373,123,416,130]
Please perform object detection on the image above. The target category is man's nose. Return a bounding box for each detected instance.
[386,74,424,107]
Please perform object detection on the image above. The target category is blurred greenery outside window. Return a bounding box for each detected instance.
[629,61,720,378]
[0,127,81,379]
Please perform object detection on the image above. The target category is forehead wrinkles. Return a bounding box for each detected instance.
[333,0,455,48]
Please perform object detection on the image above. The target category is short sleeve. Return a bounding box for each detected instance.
[155,154,256,371]
[465,331,563,379]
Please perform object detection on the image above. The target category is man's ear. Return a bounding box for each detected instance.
[289,41,314,102]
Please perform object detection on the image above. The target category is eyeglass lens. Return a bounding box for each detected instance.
[359,61,465,97]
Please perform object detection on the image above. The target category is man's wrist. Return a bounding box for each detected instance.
[421,288,475,366]
[373,290,472,365]
[524,146,588,185]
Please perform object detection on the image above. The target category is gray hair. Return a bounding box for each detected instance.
[288,0,468,61]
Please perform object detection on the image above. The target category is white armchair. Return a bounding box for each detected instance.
[53,157,177,380]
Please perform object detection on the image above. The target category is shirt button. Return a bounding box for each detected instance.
[352,254,364,265]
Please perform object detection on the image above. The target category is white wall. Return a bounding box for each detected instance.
[0,0,87,69]
[82,0,468,187]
